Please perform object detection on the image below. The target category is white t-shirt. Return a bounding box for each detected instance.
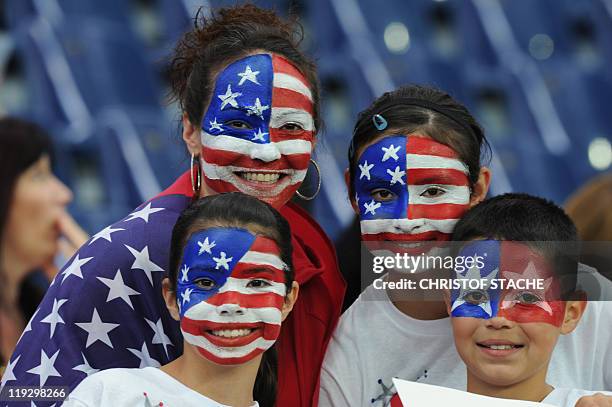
[543,388,612,406]
[62,367,259,407]
[319,267,612,407]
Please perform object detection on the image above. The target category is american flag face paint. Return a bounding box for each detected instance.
[355,135,471,243]
[200,53,314,208]
[177,227,287,365]
[450,240,565,326]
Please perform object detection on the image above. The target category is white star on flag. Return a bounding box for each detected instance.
[72,352,99,376]
[387,166,406,185]
[128,342,161,368]
[180,265,190,282]
[218,84,242,110]
[252,128,268,141]
[97,269,141,310]
[75,308,120,348]
[451,263,499,317]
[61,254,94,284]
[125,244,164,286]
[209,118,224,132]
[213,252,233,270]
[246,98,270,119]
[26,349,61,387]
[359,160,374,180]
[145,318,173,358]
[89,225,125,245]
[181,287,194,305]
[197,237,216,255]
[40,298,68,338]
[1,354,20,388]
[381,144,401,161]
[237,65,260,85]
[364,200,382,216]
[124,203,164,223]
[501,261,554,315]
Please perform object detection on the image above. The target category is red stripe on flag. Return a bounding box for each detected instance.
[407,135,460,158]
[272,54,309,85]
[407,168,470,186]
[361,231,452,241]
[250,236,281,254]
[202,147,311,170]
[269,128,314,143]
[205,291,285,309]
[272,87,313,114]
[408,203,469,220]
[231,264,286,283]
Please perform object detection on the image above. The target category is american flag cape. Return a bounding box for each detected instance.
[1,171,346,407]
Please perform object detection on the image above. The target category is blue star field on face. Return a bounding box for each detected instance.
[203,54,273,144]
[450,240,501,319]
[177,228,256,318]
[354,135,408,220]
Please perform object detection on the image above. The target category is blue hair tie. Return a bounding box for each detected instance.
[373,114,388,131]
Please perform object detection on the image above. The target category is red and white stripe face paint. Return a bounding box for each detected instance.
[200,53,314,208]
[354,134,471,243]
[177,228,287,365]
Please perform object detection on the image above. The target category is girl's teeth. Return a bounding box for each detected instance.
[240,172,280,183]
[211,329,253,338]
[488,345,514,350]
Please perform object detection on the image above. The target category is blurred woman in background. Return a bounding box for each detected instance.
[0,117,87,371]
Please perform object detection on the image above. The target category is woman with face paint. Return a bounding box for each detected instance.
[64,193,298,407]
[7,6,345,406]
[319,85,612,406]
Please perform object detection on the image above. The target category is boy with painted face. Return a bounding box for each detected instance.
[320,86,612,407]
[446,194,612,406]
[64,193,298,407]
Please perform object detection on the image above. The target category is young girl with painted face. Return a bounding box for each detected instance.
[64,192,299,407]
[319,85,612,406]
[7,6,344,406]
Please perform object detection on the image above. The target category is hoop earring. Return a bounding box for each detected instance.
[191,153,202,196]
[296,159,321,201]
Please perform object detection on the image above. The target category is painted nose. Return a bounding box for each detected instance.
[216,303,246,316]
[250,143,281,162]
[393,218,426,234]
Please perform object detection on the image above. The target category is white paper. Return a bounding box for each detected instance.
[392,378,556,407]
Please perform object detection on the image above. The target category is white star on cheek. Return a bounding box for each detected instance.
[181,287,194,305]
[364,200,382,216]
[218,84,242,110]
[237,65,260,85]
[246,97,270,119]
[213,252,233,270]
[252,128,268,141]
[381,144,401,162]
[359,160,374,180]
[197,237,216,255]
[209,118,224,132]
[387,166,406,185]
[180,265,190,282]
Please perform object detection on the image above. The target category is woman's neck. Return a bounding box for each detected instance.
[466,366,553,402]
[160,344,259,407]
[387,269,449,320]
[1,246,31,309]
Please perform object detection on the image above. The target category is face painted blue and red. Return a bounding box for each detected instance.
[200,53,315,208]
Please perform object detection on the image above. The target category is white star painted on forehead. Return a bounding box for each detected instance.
[128,342,161,368]
[40,298,68,338]
[246,97,270,119]
[451,263,499,317]
[75,308,120,348]
[73,352,99,376]
[180,265,190,282]
[359,160,374,180]
[237,65,260,86]
[61,254,94,284]
[364,200,382,216]
[89,225,124,245]
[198,237,216,255]
[213,252,233,270]
[125,244,164,286]
[387,166,406,185]
[181,287,194,305]
[26,349,61,387]
[252,128,268,141]
[124,203,164,223]
[97,269,141,310]
[381,144,401,162]
[209,118,224,132]
[501,261,554,315]
[1,354,20,388]
[218,84,242,110]
[145,318,173,358]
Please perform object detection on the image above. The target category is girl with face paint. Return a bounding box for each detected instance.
[7,6,345,407]
[64,193,299,407]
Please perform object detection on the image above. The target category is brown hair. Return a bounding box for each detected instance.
[167,4,321,132]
